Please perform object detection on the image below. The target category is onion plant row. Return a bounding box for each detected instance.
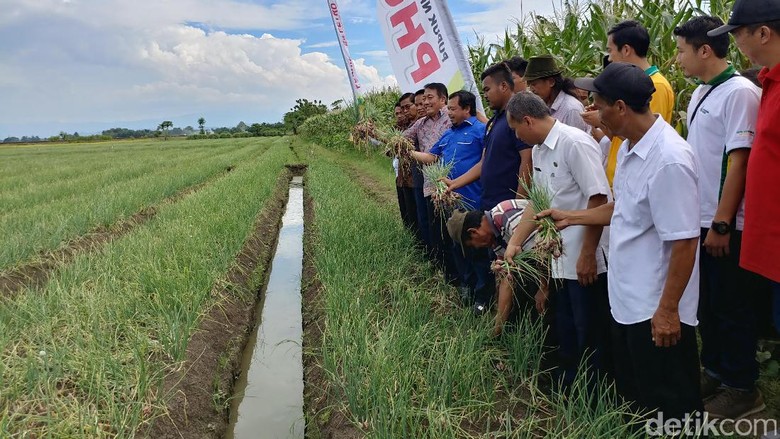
[0,141,231,191]
[0,141,248,214]
[303,141,644,438]
[0,139,267,272]
[0,137,294,437]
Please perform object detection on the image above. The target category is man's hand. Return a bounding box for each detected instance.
[703,229,730,258]
[504,244,521,264]
[535,209,572,230]
[534,287,549,314]
[651,306,682,348]
[581,109,602,129]
[441,177,454,193]
[576,252,598,286]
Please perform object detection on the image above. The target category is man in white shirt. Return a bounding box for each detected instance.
[674,16,765,420]
[503,91,612,387]
[539,63,702,420]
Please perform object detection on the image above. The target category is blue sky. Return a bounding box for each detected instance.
[0,0,559,139]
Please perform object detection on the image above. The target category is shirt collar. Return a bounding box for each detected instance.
[694,65,737,86]
[645,65,659,76]
[455,116,477,128]
[759,63,780,84]
[625,115,664,160]
[540,119,561,150]
[485,211,504,242]
[426,107,448,122]
[550,91,566,112]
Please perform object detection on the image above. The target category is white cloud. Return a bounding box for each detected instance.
[307,41,340,49]
[358,50,389,58]
[456,0,561,45]
[0,0,394,136]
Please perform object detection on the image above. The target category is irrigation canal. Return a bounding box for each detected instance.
[226,176,305,439]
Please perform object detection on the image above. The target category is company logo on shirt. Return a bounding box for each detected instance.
[736,130,755,140]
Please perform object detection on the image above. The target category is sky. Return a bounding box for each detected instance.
[0,0,560,138]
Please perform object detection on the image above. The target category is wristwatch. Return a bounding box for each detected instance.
[711,221,731,235]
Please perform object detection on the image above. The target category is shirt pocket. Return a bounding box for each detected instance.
[620,179,650,226]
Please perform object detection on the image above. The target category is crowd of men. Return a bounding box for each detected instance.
[385,0,780,428]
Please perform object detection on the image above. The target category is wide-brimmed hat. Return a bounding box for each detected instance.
[523,55,562,82]
[447,210,469,255]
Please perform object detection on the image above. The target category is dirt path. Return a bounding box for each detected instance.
[0,166,235,297]
[144,165,306,439]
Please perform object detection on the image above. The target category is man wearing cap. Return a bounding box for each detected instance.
[675,16,765,419]
[582,20,676,187]
[444,62,534,314]
[710,0,780,345]
[502,91,611,388]
[524,55,591,133]
[539,62,702,419]
[447,201,539,337]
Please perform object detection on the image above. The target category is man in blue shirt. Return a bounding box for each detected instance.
[416,91,485,209]
[444,62,534,313]
[410,91,489,307]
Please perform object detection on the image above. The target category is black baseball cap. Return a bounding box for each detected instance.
[573,62,655,108]
[708,0,780,36]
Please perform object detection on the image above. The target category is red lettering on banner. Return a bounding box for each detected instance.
[390,2,424,50]
[411,42,439,82]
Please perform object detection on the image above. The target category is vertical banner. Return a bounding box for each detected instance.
[376,0,484,113]
[327,0,363,104]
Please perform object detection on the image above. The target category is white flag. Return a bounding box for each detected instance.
[328,0,363,100]
[376,0,483,113]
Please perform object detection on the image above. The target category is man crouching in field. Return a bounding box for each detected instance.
[446,202,539,337]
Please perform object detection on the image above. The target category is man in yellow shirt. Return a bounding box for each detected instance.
[583,20,675,187]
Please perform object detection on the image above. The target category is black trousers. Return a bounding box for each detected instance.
[699,228,761,390]
[612,318,702,420]
[425,197,459,285]
[396,186,419,238]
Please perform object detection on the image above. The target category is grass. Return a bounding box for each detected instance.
[0,137,295,436]
[0,139,267,271]
[300,139,647,437]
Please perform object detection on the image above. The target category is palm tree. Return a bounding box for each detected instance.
[158,121,173,140]
[197,117,205,135]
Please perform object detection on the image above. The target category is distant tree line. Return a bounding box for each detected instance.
[2,98,330,144]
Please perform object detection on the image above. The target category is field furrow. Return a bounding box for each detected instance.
[0,138,294,437]
[0,141,269,271]
[0,142,247,214]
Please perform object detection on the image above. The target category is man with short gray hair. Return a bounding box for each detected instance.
[503,91,612,387]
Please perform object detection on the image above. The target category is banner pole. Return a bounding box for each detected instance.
[326,0,363,121]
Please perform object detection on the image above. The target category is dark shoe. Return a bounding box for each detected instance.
[472,302,487,317]
[700,372,722,402]
[705,387,766,419]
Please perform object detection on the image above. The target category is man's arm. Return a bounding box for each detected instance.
[535,202,614,229]
[504,204,539,261]
[409,150,439,164]
[651,237,698,347]
[445,152,483,191]
[494,277,514,337]
[576,194,608,286]
[515,149,533,198]
[703,149,749,257]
